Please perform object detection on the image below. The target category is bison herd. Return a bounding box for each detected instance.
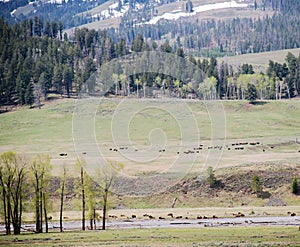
[58,138,300,158]
[106,140,277,156]
[105,211,297,221]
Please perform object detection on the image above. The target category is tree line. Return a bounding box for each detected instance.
[1,17,300,108]
[0,151,120,235]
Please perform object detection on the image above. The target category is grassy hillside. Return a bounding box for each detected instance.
[218,48,300,72]
[72,17,121,32]
[1,98,300,177]
[1,98,300,219]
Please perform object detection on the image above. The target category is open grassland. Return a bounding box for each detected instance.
[68,17,121,32]
[13,4,34,18]
[1,227,300,246]
[1,98,300,242]
[156,0,272,21]
[190,7,273,22]
[218,48,300,72]
[1,98,300,177]
[76,0,114,17]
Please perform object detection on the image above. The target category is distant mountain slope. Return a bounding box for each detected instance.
[1,0,299,58]
[1,0,109,27]
[0,0,264,29]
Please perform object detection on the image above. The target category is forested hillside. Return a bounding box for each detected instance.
[115,0,300,56]
[117,13,300,56]
[262,0,300,13]
[0,0,107,26]
[0,0,299,58]
[1,17,300,108]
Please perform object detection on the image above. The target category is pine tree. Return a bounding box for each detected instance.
[292,177,298,194]
[52,66,63,95]
[251,175,262,197]
[245,83,257,101]
[58,21,63,41]
[206,166,217,188]
[38,73,48,100]
[63,66,74,98]
[25,80,34,106]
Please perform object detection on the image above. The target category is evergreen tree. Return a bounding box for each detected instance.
[206,166,217,188]
[132,34,145,52]
[251,175,262,197]
[38,73,48,100]
[292,177,298,194]
[25,79,34,106]
[58,21,63,41]
[63,66,74,98]
[52,66,63,95]
[245,83,257,101]
[51,21,58,38]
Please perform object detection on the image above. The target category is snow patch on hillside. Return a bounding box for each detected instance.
[92,1,144,20]
[147,0,248,24]
[95,4,129,19]
[47,0,69,4]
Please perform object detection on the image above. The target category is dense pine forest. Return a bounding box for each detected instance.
[2,0,298,57]
[118,13,300,56]
[0,0,300,107]
[117,0,300,56]
[0,16,300,107]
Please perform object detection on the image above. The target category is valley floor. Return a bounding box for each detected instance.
[1,225,300,246]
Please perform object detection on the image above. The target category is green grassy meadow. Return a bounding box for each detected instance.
[1,98,300,176]
[1,98,300,245]
[1,227,300,246]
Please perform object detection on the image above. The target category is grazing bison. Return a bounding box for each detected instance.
[234,212,245,217]
[167,213,174,218]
